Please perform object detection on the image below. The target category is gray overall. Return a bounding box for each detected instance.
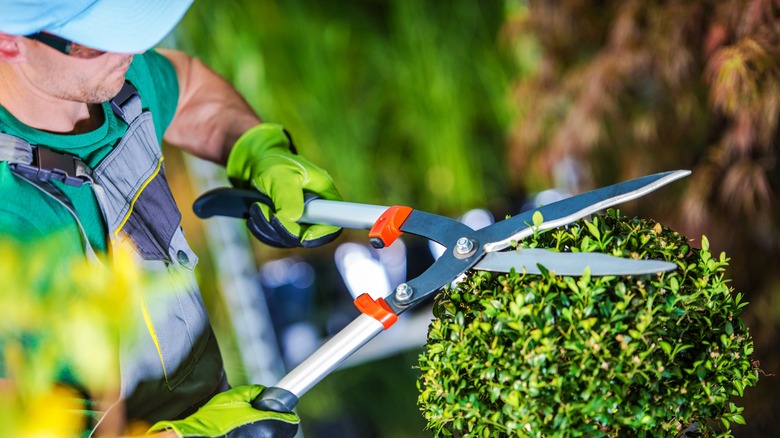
[0,83,227,428]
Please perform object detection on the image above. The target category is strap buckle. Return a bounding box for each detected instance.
[12,146,92,187]
[110,82,139,120]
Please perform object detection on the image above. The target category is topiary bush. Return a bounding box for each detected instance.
[417,210,758,437]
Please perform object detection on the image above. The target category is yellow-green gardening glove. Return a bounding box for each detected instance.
[226,123,343,248]
[147,385,299,437]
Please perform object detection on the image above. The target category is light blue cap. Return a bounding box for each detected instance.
[0,0,194,53]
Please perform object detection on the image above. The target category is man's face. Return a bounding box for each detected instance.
[19,36,133,104]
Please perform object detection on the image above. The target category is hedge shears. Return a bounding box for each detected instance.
[193,169,690,417]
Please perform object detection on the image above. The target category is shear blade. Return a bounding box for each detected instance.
[474,248,677,276]
[481,170,691,253]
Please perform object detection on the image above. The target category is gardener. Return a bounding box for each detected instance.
[0,0,341,436]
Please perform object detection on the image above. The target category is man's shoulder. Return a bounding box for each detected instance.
[0,165,78,237]
[126,50,178,97]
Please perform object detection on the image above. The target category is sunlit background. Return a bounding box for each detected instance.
[3,0,779,436]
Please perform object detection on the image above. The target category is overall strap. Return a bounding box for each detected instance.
[0,132,32,163]
[0,133,93,187]
[0,133,98,260]
[110,82,143,124]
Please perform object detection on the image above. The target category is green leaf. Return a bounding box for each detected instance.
[585,220,601,240]
[532,210,544,228]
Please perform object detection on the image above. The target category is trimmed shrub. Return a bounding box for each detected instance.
[418,210,758,437]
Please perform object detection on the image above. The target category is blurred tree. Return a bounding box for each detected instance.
[175,0,520,214]
[505,0,779,435]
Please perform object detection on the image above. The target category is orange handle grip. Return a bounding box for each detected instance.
[354,293,398,329]
[368,206,413,248]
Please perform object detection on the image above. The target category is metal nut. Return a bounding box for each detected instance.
[395,283,414,302]
[455,237,474,255]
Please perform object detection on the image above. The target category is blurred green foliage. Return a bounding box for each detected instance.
[175,0,520,213]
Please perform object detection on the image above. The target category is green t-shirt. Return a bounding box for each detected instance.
[0,50,179,255]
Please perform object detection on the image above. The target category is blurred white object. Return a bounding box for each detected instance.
[282,322,321,367]
[335,241,407,300]
[520,188,571,213]
[260,257,315,289]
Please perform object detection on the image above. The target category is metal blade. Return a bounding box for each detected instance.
[474,248,677,276]
[481,170,690,253]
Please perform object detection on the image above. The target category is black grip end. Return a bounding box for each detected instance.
[193,187,274,219]
[252,387,299,413]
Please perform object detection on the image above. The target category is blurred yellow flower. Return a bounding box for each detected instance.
[0,234,155,436]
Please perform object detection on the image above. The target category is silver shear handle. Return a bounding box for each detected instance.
[193,187,389,230]
[301,198,388,230]
[252,314,385,413]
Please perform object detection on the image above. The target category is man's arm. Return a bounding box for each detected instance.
[158,48,260,165]
[159,48,343,249]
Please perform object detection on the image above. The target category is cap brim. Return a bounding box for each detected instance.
[48,0,194,53]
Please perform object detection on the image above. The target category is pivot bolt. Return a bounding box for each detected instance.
[395,283,414,302]
[455,237,474,255]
